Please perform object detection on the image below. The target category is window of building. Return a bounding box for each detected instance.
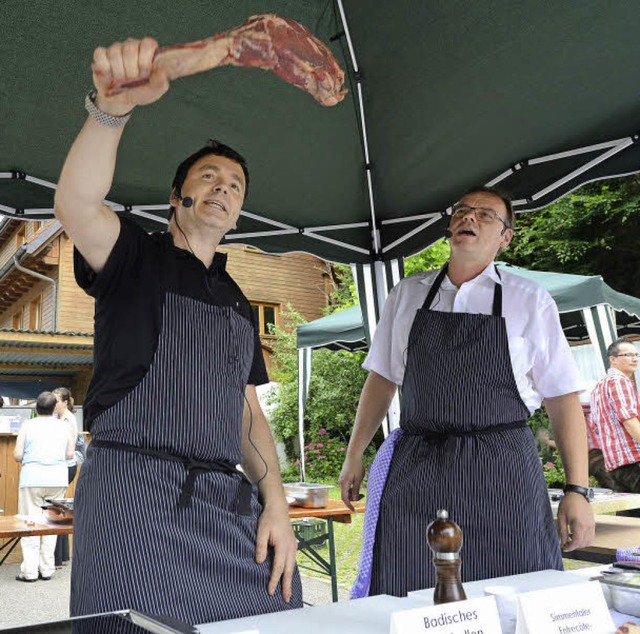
[250,302,279,337]
[12,308,23,329]
[32,221,42,234]
[29,295,42,330]
[16,225,26,248]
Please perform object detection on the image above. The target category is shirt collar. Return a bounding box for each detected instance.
[607,367,632,380]
[421,261,500,288]
[161,232,228,271]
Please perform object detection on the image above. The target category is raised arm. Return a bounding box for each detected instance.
[339,371,397,509]
[54,37,170,273]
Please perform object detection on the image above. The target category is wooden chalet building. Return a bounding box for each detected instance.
[0,217,333,403]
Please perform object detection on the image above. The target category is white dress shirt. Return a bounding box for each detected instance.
[363,263,581,414]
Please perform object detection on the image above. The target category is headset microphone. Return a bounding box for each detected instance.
[181,196,193,208]
[443,228,453,239]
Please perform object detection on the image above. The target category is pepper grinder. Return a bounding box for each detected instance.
[426,509,467,604]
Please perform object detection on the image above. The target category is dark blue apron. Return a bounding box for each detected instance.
[353,265,561,598]
[71,292,302,623]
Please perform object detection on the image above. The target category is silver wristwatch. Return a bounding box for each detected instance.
[84,90,132,127]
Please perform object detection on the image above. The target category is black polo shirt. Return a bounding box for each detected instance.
[75,216,268,429]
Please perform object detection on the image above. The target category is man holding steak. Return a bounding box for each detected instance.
[55,36,302,624]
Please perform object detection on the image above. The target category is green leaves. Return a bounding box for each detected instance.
[501,176,640,295]
[404,239,450,277]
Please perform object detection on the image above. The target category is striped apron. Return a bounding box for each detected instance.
[353,265,561,598]
[71,292,302,624]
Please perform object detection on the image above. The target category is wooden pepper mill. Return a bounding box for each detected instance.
[426,509,467,604]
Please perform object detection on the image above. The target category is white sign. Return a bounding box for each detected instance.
[515,581,614,634]
[390,596,502,634]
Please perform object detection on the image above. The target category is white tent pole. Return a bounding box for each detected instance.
[304,222,370,231]
[336,0,381,256]
[297,348,308,481]
[130,209,169,224]
[373,261,389,325]
[531,139,633,202]
[355,261,403,437]
[382,215,442,254]
[305,348,312,396]
[528,139,630,165]
[361,263,378,341]
[239,209,296,229]
[382,212,440,226]
[301,230,370,255]
[389,259,402,287]
[596,305,616,349]
[606,305,618,342]
[373,261,399,435]
[381,258,402,433]
[390,257,405,432]
[129,204,170,211]
[582,308,607,375]
[486,139,630,187]
[225,229,298,240]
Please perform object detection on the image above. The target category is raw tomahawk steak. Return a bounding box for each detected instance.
[107,13,347,106]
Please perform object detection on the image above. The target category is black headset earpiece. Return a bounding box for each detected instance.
[174,186,193,209]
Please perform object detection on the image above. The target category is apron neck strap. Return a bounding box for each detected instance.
[422,263,503,317]
[422,264,449,309]
[492,265,502,317]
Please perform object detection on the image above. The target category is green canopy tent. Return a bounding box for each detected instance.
[4,1,640,402]
[295,306,367,480]
[297,306,367,352]
[495,263,640,365]
[294,264,640,478]
[3,1,640,268]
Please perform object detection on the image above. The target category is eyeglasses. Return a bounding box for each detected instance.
[451,203,510,229]
[614,353,640,359]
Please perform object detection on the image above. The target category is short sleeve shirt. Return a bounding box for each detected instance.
[590,368,640,470]
[75,216,268,428]
[364,264,581,414]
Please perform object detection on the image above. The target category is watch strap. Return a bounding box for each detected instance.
[84,90,132,127]
[563,483,592,502]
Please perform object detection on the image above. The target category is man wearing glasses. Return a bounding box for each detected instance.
[590,337,640,496]
[341,186,594,598]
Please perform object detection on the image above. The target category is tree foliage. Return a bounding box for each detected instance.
[404,239,450,277]
[268,305,378,480]
[327,264,358,311]
[500,176,640,295]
